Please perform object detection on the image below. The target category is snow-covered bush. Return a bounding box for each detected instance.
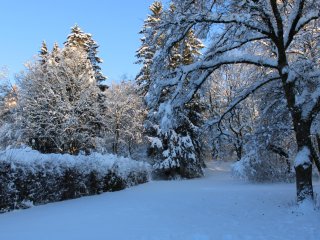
[232,150,295,182]
[0,147,150,213]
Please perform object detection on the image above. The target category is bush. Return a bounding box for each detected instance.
[231,150,295,182]
[0,147,150,213]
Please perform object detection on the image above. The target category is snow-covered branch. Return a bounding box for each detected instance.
[205,75,281,128]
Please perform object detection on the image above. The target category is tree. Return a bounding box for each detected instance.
[137,1,205,179]
[136,1,164,95]
[204,65,258,161]
[136,2,204,95]
[39,41,49,65]
[102,81,146,156]
[51,42,60,63]
[19,47,102,154]
[146,0,319,202]
[0,67,17,124]
[65,25,106,84]
[0,68,19,149]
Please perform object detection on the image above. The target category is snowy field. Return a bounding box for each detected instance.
[0,161,319,240]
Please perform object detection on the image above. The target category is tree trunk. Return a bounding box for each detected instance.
[310,135,320,173]
[235,142,242,161]
[293,122,314,202]
[295,162,313,202]
[113,122,120,155]
[279,60,314,202]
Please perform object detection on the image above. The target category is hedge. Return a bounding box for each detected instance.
[0,148,150,213]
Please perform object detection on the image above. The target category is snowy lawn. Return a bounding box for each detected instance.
[0,161,319,240]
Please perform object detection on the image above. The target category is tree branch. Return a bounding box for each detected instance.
[205,75,281,129]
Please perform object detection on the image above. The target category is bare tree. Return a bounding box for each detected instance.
[102,81,146,156]
[204,64,258,161]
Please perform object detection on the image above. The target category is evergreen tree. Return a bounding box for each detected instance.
[138,1,205,178]
[64,25,106,84]
[19,47,102,155]
[39,41,48,65]
[135,1,163,96]
[136,1,203,92]
[51,42,60,63]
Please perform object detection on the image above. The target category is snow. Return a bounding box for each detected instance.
[159,101,173,131]
[294,147,311,168]
[149,137,163,149]
[0,161,319,240]
[0,146,150,177]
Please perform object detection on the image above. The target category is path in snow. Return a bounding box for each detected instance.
[0,161,319,240]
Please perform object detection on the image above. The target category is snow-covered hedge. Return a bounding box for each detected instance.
[0,147,150,213]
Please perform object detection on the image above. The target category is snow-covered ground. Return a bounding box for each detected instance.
[0,161,319,240]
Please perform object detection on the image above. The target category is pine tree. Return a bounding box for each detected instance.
[39,41,49,65]
[64,25,106,84]
[135,1,163,96]
[20,47,102,155]
[51,42,60,63]
[138,2,205,178]
[136,2,204,91]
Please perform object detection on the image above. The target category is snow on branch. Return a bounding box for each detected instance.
[182,12,272,37]
[205,75,281,129]
[285,7,319,48]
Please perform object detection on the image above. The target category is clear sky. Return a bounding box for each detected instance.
[0,0,155,83]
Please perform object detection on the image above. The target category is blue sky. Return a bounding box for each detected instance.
[0,0,155,83]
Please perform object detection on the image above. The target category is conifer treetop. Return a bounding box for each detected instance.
[39,41,49,64]
[64,24,106,83]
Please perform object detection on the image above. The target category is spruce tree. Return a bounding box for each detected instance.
[135,1,163,96]
[136,2,203,91]
[20,47,101,154]
[137,2,205,178]
[39,41,49,65]
[64,25,106,84]
[51,42,60,63]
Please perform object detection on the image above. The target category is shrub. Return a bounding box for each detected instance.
[231,150,295,182]
[0,147,150,213]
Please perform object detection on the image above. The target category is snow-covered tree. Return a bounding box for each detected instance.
[0,67,16,122]
[19,47,102,154]
[146,0,319,202]
[136,1,164,96]
[203,64,260,161]
[51,42,60,63]
[0,68,20,149]
[101,81,146,156]
[137,1,206,179]
[136,2,204,94]
[39,41,49,65]
[65,25,106,84]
